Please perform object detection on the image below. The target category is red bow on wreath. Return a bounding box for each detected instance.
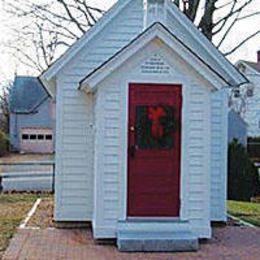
[148,106,166,139]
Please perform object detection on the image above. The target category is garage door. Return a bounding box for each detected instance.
[20,128,54,153]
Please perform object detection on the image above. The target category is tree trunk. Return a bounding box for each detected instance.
[184,0,200,22]
[199,0,217,41]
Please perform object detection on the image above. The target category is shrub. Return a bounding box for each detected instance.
[228,139,260,201]
[0,130,9,157]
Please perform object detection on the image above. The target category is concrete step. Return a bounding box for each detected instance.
[117,221,199,252]
[118,219,191,233]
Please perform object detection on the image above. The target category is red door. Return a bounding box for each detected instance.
[127,83,182,217]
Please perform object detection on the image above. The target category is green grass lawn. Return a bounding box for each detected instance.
[227,200,260,227]
[0,193,44,256]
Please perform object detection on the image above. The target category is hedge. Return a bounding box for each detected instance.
[228,139,260,201]
[248,136,260,143]
[0,130,9,157]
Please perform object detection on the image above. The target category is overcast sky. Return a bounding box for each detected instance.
[0,0,259,84]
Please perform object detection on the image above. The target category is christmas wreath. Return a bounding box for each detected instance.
[136,104,176,149]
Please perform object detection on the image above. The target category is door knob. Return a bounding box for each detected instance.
[130,126,135,132]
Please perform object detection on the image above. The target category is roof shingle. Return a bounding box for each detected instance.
[9,76,49,113]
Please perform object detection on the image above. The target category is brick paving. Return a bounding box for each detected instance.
[3,226,260,260]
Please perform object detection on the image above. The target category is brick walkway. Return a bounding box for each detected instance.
[3,226,260,260]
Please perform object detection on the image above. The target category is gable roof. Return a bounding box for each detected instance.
[80,22,229,91]
[41,0,248,95]
[10,76,49,114]
[41,0,130,81]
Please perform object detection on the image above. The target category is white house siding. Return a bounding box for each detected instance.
[92,41,212,238]
[187,85,211,237]
[54,0,144,221]
[210,90,228,221]
[243,66,260,137]
[92,87,122,237]
[54,77,95,221]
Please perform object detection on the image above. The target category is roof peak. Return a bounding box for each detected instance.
[144,0,167,29]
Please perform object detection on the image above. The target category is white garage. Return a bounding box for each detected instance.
[20,128,54,154]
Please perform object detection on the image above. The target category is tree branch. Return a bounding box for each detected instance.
[57,0,86,34]
[213,0,238,35]
[224,30,260,56]
[199,0,218,40]
[183,0,200,22]
[216,13,239,48]
[237,11,260,21]
[214,0,253,27]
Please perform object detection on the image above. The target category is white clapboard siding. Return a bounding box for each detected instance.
[54,0,144,221]
[185,84,211,236]
[96,87,121,227]
[56,79,94,220]
[210,90,228,221]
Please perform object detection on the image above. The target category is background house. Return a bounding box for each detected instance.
[236,51,260,137]
[9,76,55,153]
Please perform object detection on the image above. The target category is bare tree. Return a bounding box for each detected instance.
[1,0,259,73]
[1,0,104,73]
[174,0,260,55]
[4,19,63,73]
[0,82,11,134]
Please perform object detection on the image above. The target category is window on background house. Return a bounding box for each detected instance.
[247,86,254,97]
[22,134,29,140]
[38,134,44,140]
[45,135,52,140]
[30,134,37,140]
